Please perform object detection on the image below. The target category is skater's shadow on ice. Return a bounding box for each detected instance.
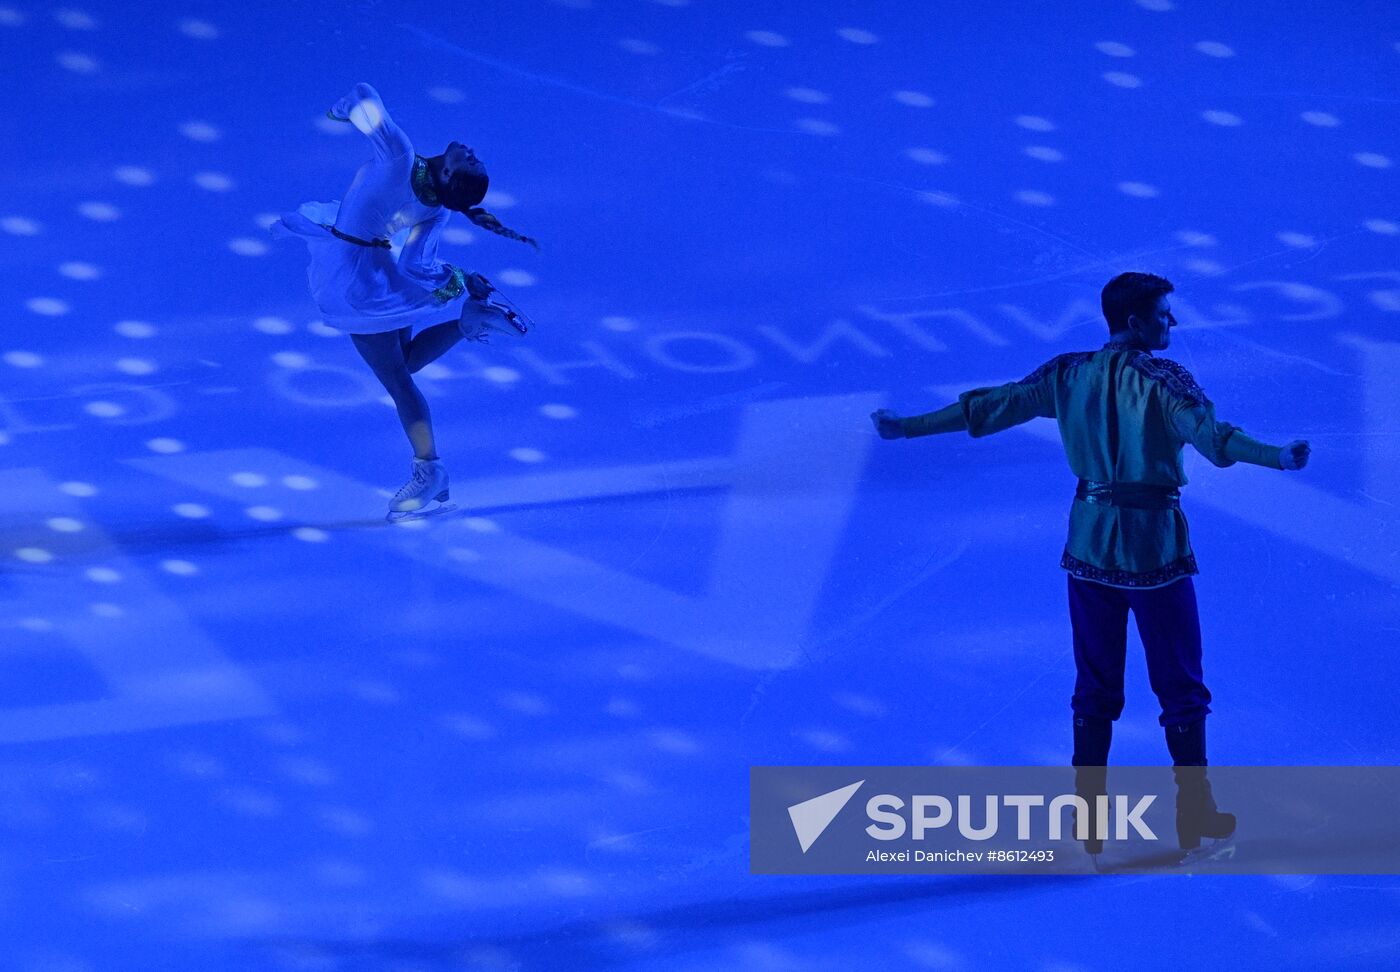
[250,876,1069,969]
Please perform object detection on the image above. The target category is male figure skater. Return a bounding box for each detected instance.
[872,272,1311,855]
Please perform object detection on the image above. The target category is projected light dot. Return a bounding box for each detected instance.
[1095,41,1135,57]
[906,148,948,165]
[1024,146,1064,162]
[47,518,85,533]
[245,506,282,521]
[305,320,336,338]
[482,366,521,384]
[1278,232,1317,248]
[114,320,156,338]
[442,227,474,245]
[219,788,280,818]
[795,118,841,136]
[228,238,268,256]
[892,90,935,107]
[797,729,850,752]
[1301,111,1341,127]
[1355,152,1393,169]
[418,362,451,380]
[1196,40,1235,57]
[606,697,640,718]
[5,350,44,367]
[145,437,184,453]
[83,401,124,418]
[618,38,660,55]
[447,547,481,562]
[292,527,328,543]
[115,358,156,376]
[56,51,99,72]
[162,559,198,576]
[271,352,311,369]
[1202,110,1243,126]
[837,27,878,44]
[1119,181,1160,197]
[86,567,121,583]
[1015,115,1056,132]
[26,298,70,316]
[19,617,52,631]
[177,18,219,39]
[1,216,40,235]
[172,502,210,518]
[113,165,156,186]
[601,315,637,331]
[179,121,221,142]
[648,729,700,754]
[193,172,236,192]
[1364,219,1399,234]
[77,201,120,221]
[1175,230,1217,246]
[1103,71,1142,88]
[91,603,123,618]
[482,190,517,210]
[1014,190,1055,206]
[393,517,429,531]
[0,8,24,26]
[59,481,97,497]
[54,8,97,29]
[745,30,789,47]
[280,475,317,491]
[353,681,401,704]
[553,0,592,8]
[317,807,373,837]
[230,472,269,487]
[1185,258,1225,275]
[252,213,278,230]
[427,86,465,104]
[509,447,547,463]
[463,517,501,533]
[919,190,959,208]
[784,87,830,104]
[15,548,53,563]
[253,316,293,334]
[1136,0,1175,10]
[498,269,536,287]
[540,403,577,419]
[58,261,102,280]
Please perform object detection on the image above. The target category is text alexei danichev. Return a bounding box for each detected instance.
[867,850,985,862]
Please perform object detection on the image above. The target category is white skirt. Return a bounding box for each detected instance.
[272,201,466,335]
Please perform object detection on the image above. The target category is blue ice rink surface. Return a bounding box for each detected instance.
[3,0,1400,969]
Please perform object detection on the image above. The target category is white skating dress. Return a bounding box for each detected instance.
[273,83,468,335]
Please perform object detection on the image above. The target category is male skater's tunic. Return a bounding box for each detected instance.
[272,83,468,334]
[904,345,1281,725]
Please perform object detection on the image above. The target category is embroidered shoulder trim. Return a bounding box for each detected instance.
[1016,351,1096,387]
[1123,353,1207,406]
[1060,550,1198,589]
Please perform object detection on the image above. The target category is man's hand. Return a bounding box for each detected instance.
[871,409,905,440]
[1279,439,1311,470]
[325,106,353,123]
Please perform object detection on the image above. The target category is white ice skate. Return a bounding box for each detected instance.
[457,272,532,342]
[387,458,457,522]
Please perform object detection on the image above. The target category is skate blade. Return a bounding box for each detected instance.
[386,501,458,523]
[1178,835,1237,867]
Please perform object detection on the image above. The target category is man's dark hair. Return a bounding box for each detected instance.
[1100,272,1174,335]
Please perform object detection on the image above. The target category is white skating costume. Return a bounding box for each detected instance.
[273,83,469,335]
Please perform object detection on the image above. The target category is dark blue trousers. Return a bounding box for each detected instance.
[1068,574,1212,727]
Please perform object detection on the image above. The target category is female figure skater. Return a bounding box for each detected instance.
[274,82,539,520]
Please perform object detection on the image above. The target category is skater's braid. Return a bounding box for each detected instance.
[463,207,540,251]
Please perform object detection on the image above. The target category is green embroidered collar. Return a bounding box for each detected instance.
[411,156,441,207]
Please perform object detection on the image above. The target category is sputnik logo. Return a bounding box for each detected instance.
[788,780,864,853]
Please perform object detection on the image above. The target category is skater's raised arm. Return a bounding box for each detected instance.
[872,356,1063,441]
[871,403,966,439]
[326,82,413,160]
[1166,389,1311,471]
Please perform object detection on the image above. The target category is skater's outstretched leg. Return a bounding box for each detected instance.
[405,319,465,374]
[351,330,437,459]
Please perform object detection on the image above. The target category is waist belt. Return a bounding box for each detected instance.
[1075,480,1180,510]
[323,224,392,249]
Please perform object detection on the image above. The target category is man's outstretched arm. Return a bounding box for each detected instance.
[871,404,968,439]
[1171,397,1311,471]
